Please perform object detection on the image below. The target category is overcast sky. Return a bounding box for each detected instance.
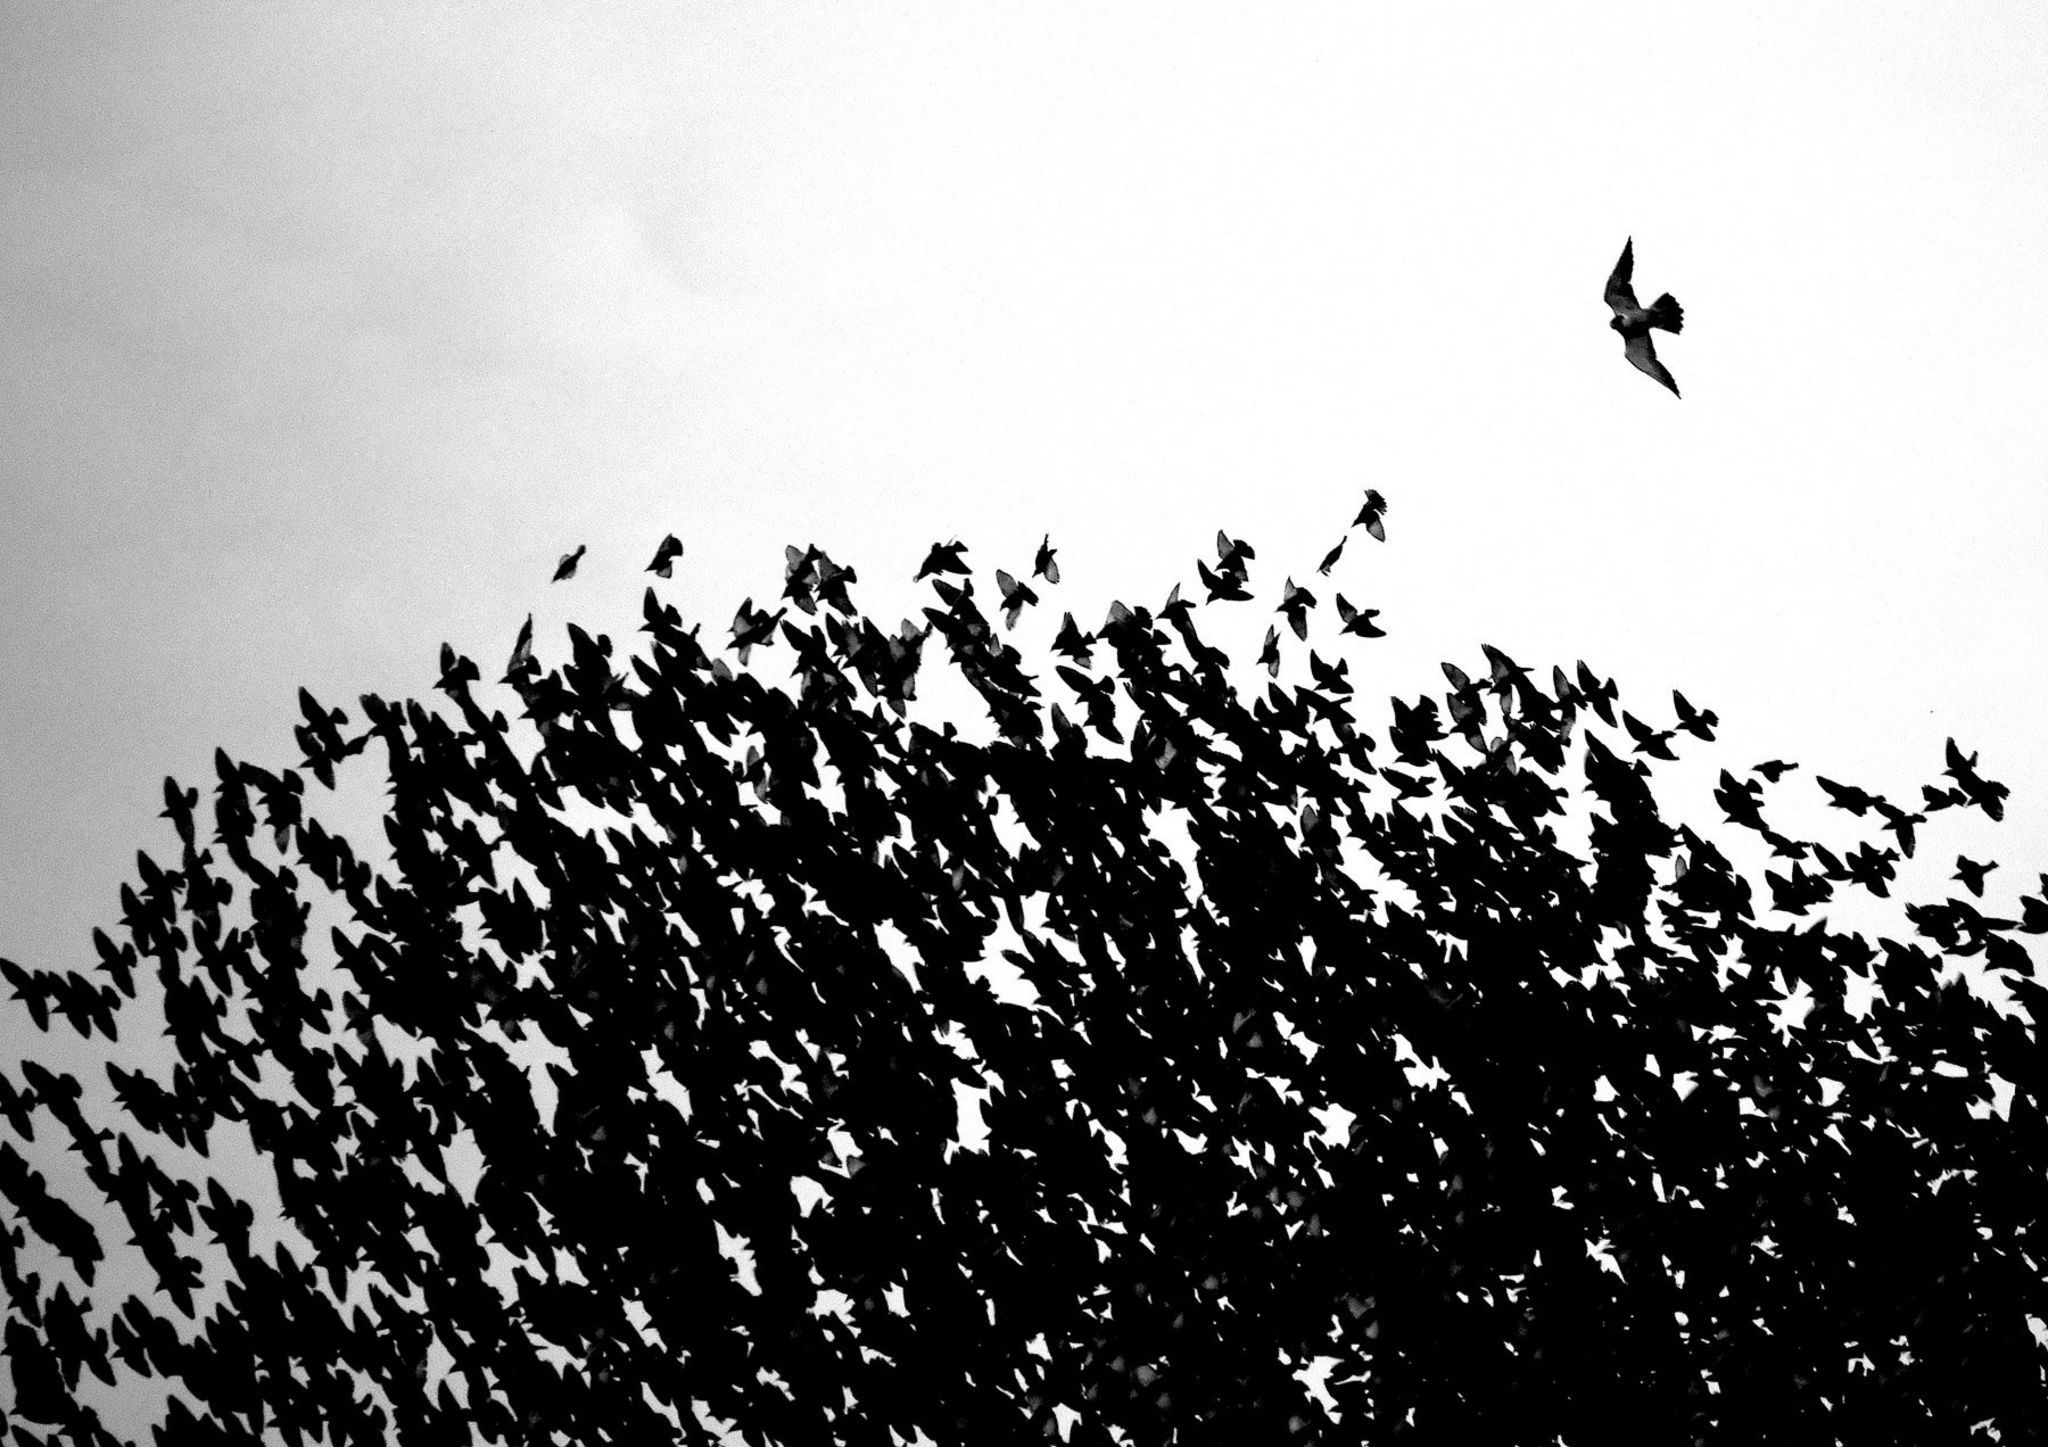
[6,2,2048,990]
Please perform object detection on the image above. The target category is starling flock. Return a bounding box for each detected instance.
[1,489,2042,1444]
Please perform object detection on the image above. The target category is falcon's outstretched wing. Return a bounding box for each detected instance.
[1624,331,1680,397]
[1604,237,1640,315]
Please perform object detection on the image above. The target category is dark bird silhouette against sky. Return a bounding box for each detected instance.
[504,613,535,679]
[551,543,587,582]
[1034,534,1060,585]
[1955,855,1997,896]
[994,569,1040,629]
[1277,577,1316,640]
[1334,594,1384,639]
[1352,488,1388,541]
[1605,237,1684,397]
[645,534,683,577]
[916,539,969,580]
[1196,558,1251,603]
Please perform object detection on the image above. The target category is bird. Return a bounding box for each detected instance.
[1215,531,1256,580]
[1622,710,1679,761]
[916,541,970,580]
[1672,691,1718,741]
[504,614,535,679]
[1954,856,1997,897]
[646,535,683,577]
[1604,238,1684,397]
[1352,490,1388,541]
[1051,613,1094,663]
[552,544,587,582]
[1816,776,1883,817]
[1277,578,1317,641]
[1944,738,2010,822]
[729,598,785,664]
[1258,626,1282,677]
[1196,559,1252,603]
[1334,595,1384,639]
[1034,535,1061,585]
[994,570,1040,630]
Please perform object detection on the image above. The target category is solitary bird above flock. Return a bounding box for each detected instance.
[1605,237,1685,397]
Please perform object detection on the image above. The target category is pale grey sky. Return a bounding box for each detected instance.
[5,2,2047,994]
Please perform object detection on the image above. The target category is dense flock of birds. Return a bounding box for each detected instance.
[2,490,2045,1445]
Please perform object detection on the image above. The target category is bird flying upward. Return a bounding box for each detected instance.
[1605,238,1684,397]
[646,534,683,577]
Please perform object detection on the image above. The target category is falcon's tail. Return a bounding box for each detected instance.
[1648,293,1684,334]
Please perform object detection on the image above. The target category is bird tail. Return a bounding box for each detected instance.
[1648,293,1684,334]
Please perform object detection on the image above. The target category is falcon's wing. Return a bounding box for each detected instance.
[1604,238,1639,314]
[1624,331,1680,397]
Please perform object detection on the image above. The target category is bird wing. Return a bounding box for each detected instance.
[1624,332,1680,396]
[1604,238,1639,314]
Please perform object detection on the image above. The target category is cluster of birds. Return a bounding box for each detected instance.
[4,477,2044,1443]
[531,229,1673,647]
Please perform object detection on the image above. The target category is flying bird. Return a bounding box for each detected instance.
[1352,490,1388,541]
[994,570,1040,630]
[1215,531,1256,580]
[1334,595,1384,639]
[1051,612,1094,663]
[1574,661,1619,726]
[646,535,683,577]
[1622,710,1678,761]
[1954,856,1997,897]
[1672,690,1718,741]
[916,541,970,580]
[505,614,535,678]
[1196,559,1252,603]
[1034,535,1061,585]
[730,598,785,664]
[1604,238,1685,397]
[1277,578,1316,640]
[552,544,587,582]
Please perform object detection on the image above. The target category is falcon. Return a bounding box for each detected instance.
[1604,237,1684,397]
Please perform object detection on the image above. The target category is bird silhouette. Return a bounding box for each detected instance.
[1215,530,1255,580]
[1034,535,1061,585]
[1605,237,1684,397]
[646,535,683,577]
[1277,578,1317,641]
[1334,595,1384,639]
[1954,855,1996,897]
[1196,559,1252,603]
[1944,737,2010,821]
[1352,489,1388,541]
[1050,612,1095,663]
[916,540,970,580]
[994,570,1040,630]
[1672,690,1718,740]
[552,545,587,582]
